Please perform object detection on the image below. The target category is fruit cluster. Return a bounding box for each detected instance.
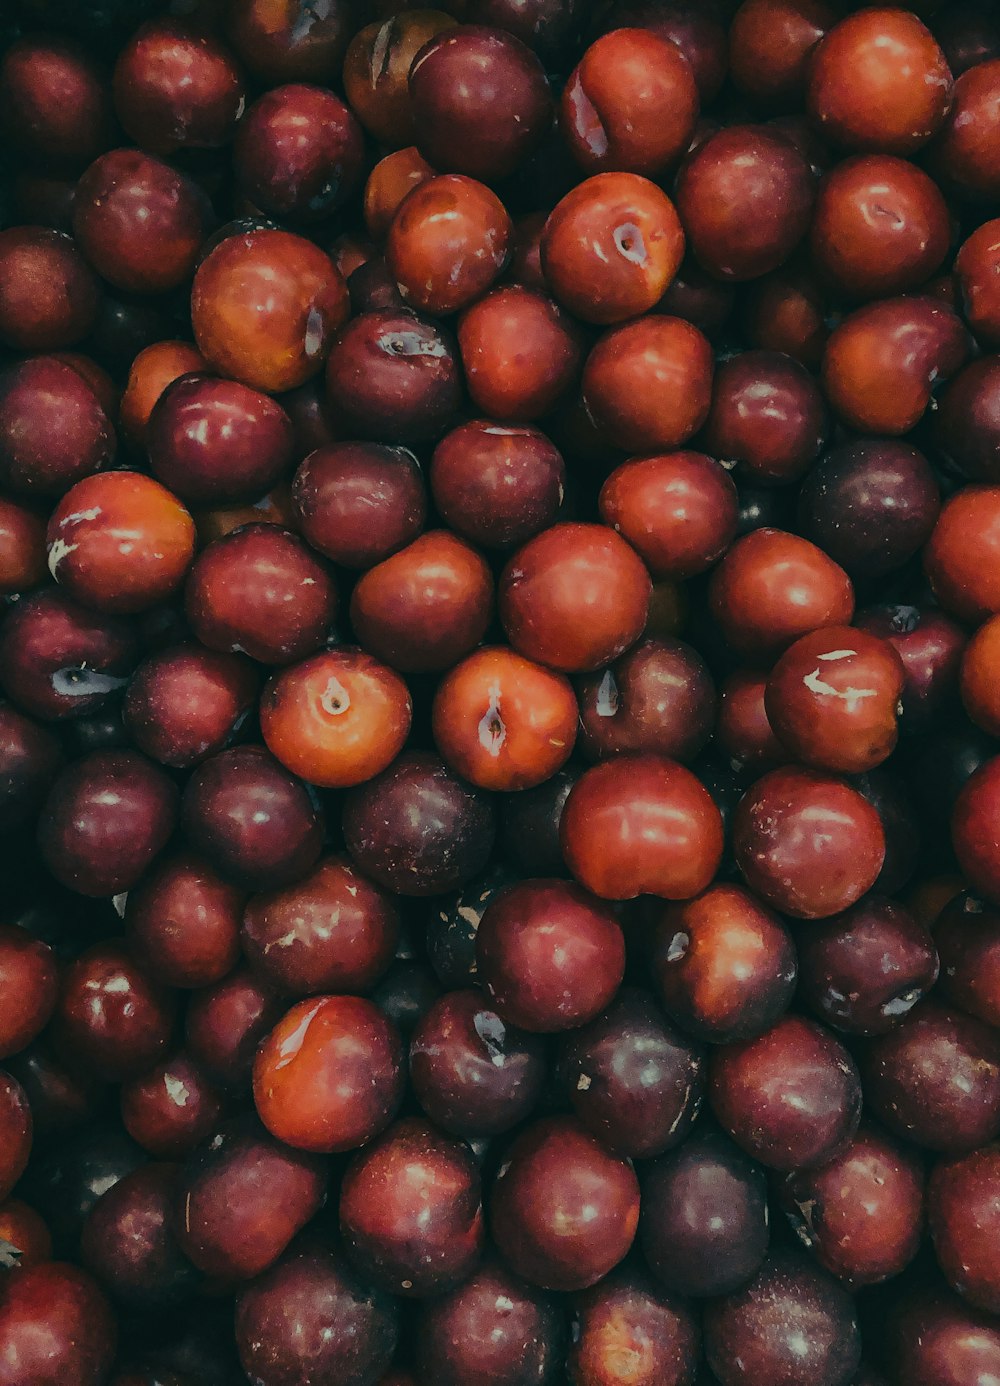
[1,1,1000,1384]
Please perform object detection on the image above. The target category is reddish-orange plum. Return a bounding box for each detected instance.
[764,626,906,774]
[351,531,493,674]
[387,175,511,316]
[582,317,714,452]
[432,647,576,791]
[822,296,970,434]
[561,28,699,175]
[541,173,685,324]
[709,528,854,661]
[807,8,953,153]
[254,995,404,1154]
[46,472,195,616]
[192,230,350,393]
[652,883,798,1043]
[0,1262,116,1386]
[567,1266,699,1386]
[457,286,582,422]
[499,522,651,673]
[810,155,951,299]
[733,766,885,918]
[925,486,1000,622]
[261,648,411,790]
[561,754,724,901]
[363,146,438,240]
[930,1144,1000,1313]
[599,451,737,579]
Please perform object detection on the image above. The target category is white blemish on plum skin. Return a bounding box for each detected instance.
[320,676,351,716]
[47,538,78,578]
[478,681,507,756]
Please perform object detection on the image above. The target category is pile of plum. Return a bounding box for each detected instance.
[2,0,1000,1382]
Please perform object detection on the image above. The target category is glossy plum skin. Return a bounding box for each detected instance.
[929,1144,1000,1314]
[408,26,552,181]
[733,767,885,919]
[192,230,350,394]
[416,1258,564,1386]
[235,1239,399,1386]
[409,988,547,1137]
[568,1265,700,1386]
[764,626,906,775]
[126,852,243,990]
[52,941,176,1082]
[173,1116,327,1281]
[701,351,827,487]
[388,175,511,317]
[934,892,1000,1027]
[674,124,815,281]
[476,878,625,1031]
[292,442,427,569]
[185,966,283,1094]
[458,286,582,422]
[599,452,737,580]
[557,988,704,1159]
[431,420,565,550]
[351,530,493,674]
[72,149,206,295]
[180,745,323,892]
[886,1282,1000,1386]
[797,897,940,1036]
[339,1117,485,1297]
[342,752,496,897]
[704,1248,861,1386]
[500,522,651,674]
[185,525,336,667]
[38,750,178,898]
[324,310,462,444]
[490,1116,640,1292]
[777,1121,925,1287]
[120,1052,224,1160]
[861,1000,1000,1153]
[147,374,294,508]
[0,1261,117,1386]
[541,173,686,325]
[807,8,954,154]
[640,1123,770,1298]
[124,644,258,771]
[432,646,576,792]
[253,995,404,1154]
[235,84,364,223]
[652,883,797,1043]
[575,637,715,765]
[561,755,724,901]
[242,854,399,998]
[709,1014,863,1171]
